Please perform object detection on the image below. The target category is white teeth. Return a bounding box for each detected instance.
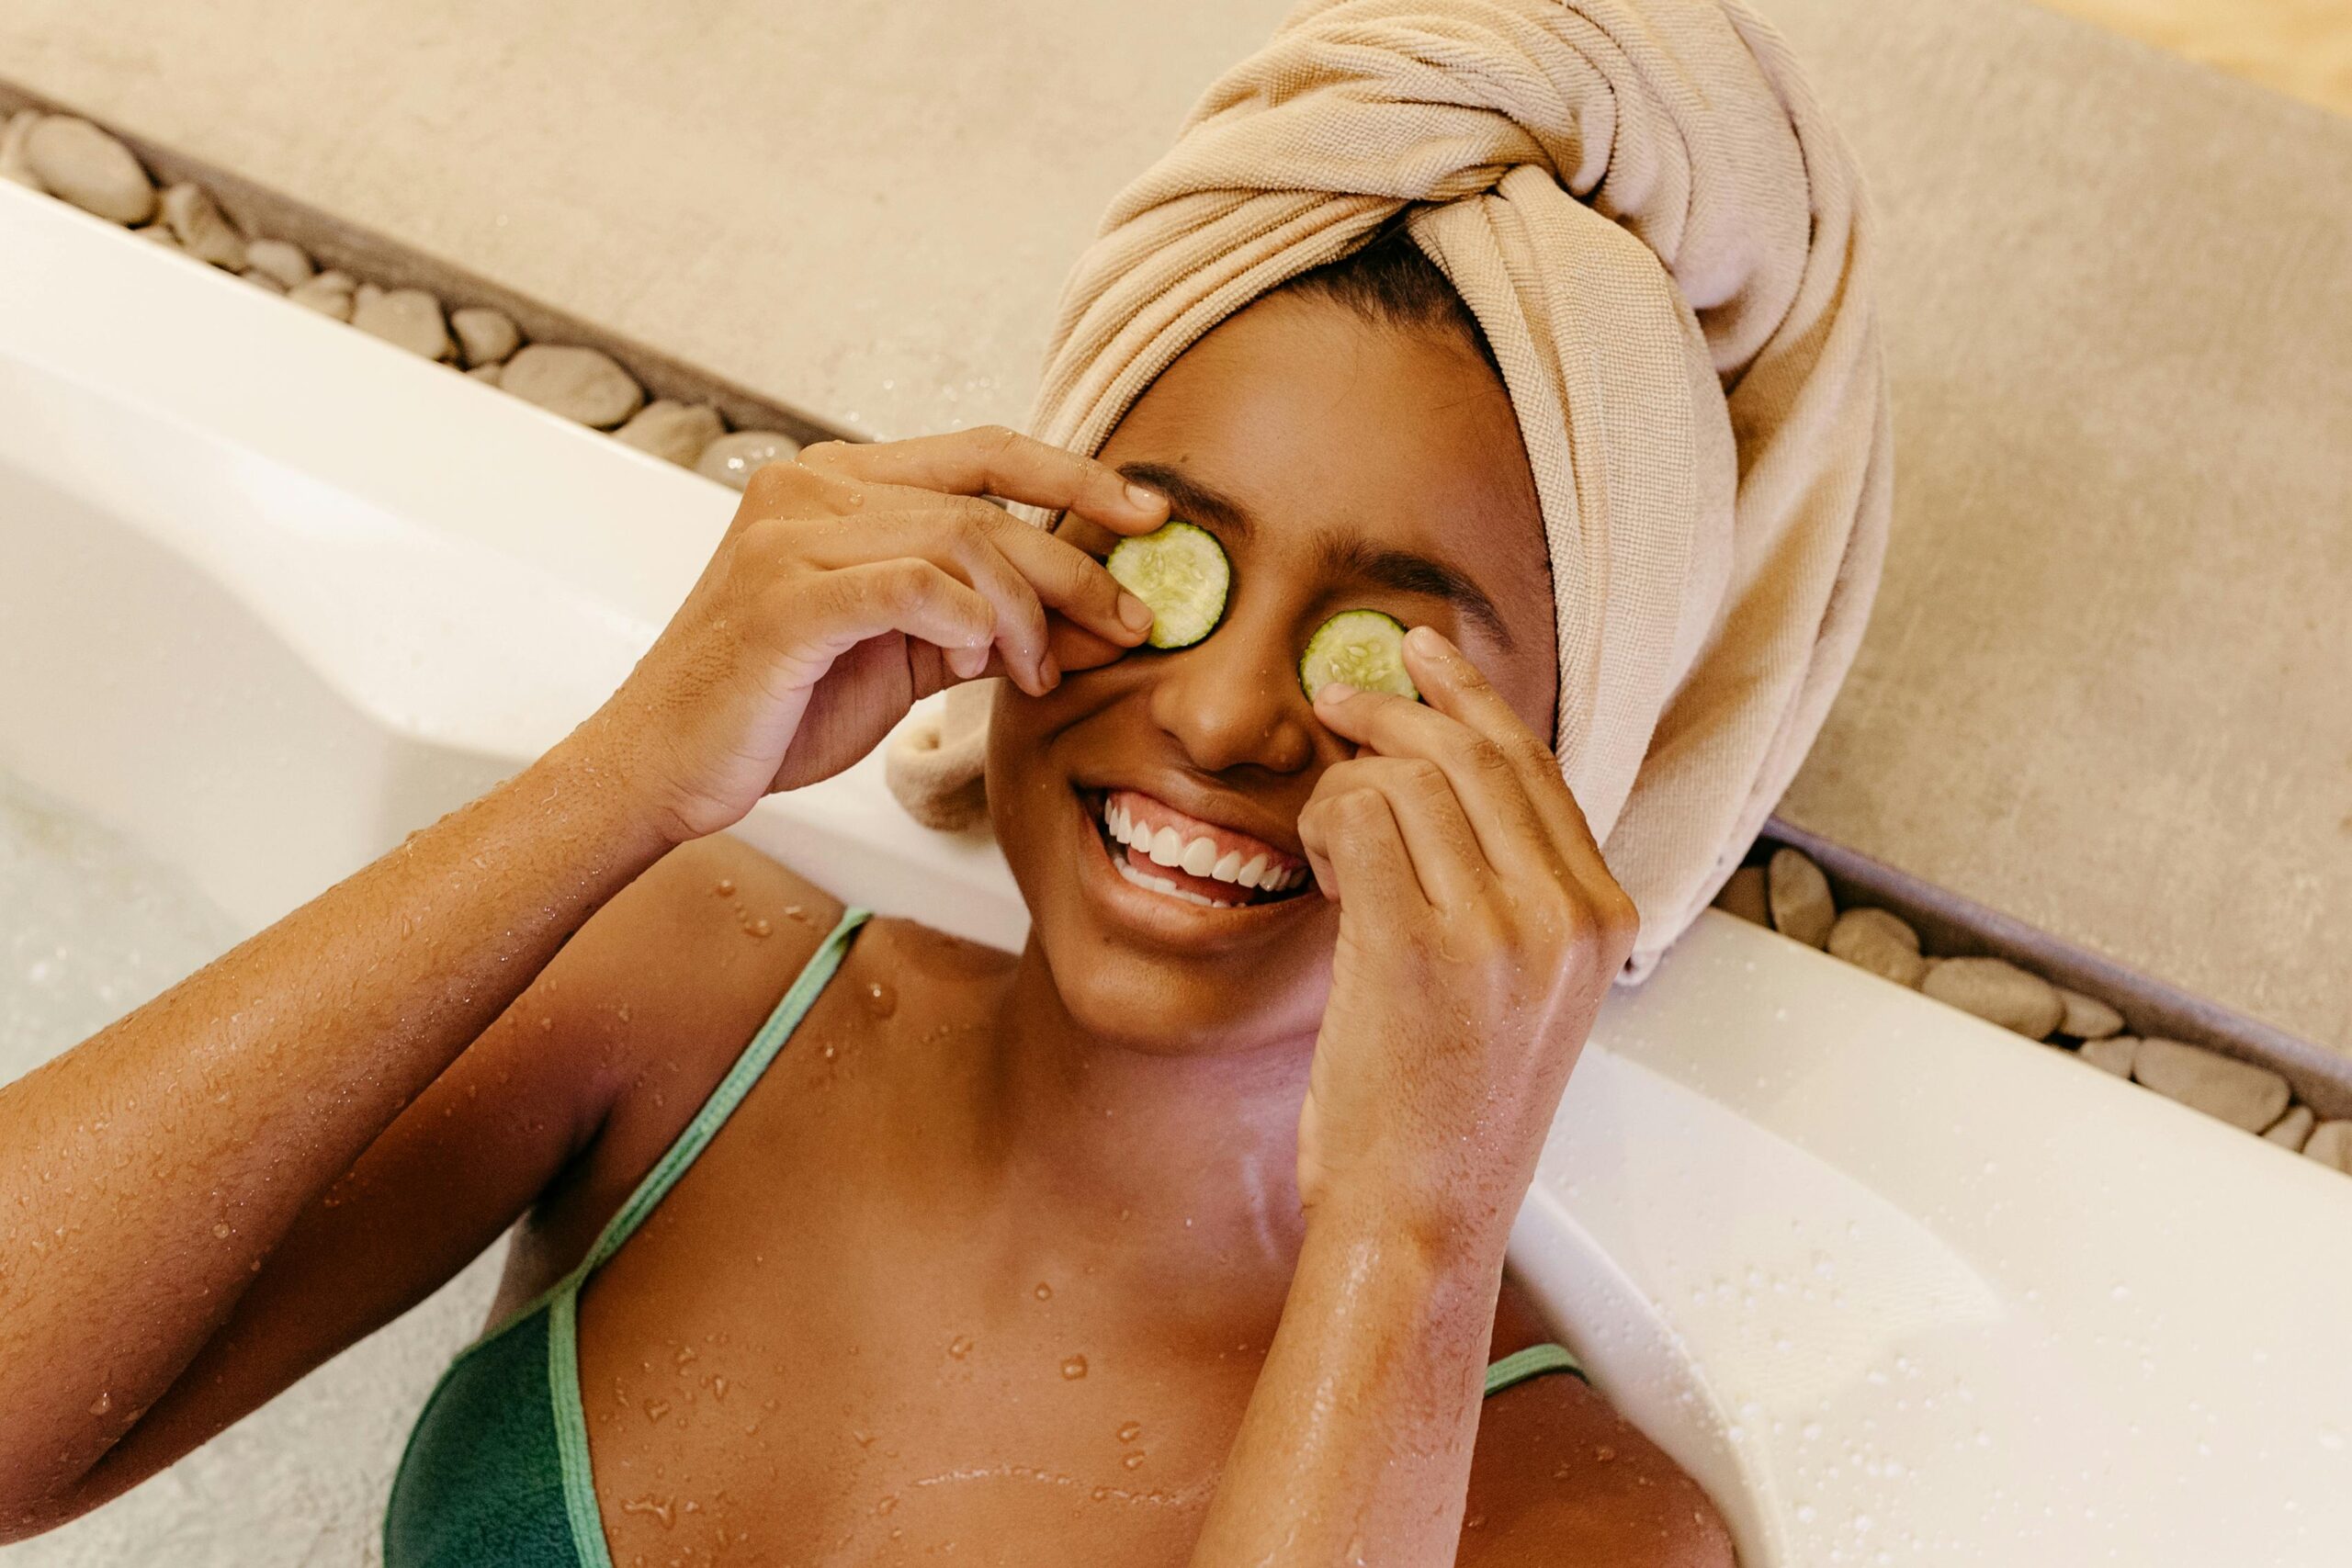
[1101,795,1303,899]
[1211,851,1242,884]
[1149,825,1185,867]
[1238,853,1267,889]
[1115,856,1239,908]
[1180,836,1218,876]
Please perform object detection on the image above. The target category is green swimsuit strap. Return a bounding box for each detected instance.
[1483,1341,1588,1397]
[570,903,873,1280]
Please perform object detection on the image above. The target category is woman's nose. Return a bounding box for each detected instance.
[1143,614,1318,776]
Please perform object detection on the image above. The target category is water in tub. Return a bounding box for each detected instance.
[1,768,503,1565]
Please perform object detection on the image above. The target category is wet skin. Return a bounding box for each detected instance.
[537,297,1727,1562]
[0,295,1731,1564]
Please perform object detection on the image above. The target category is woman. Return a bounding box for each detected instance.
[0,1,1886,1562]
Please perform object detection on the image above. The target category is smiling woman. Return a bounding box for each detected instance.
[0,1,1885,1564]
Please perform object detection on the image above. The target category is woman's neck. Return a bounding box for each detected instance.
[975,944,1317,1315]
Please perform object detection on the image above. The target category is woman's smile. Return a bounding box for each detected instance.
[1069,783,1319,947]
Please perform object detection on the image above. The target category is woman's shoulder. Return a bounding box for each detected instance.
[1463,1278,1736,1566]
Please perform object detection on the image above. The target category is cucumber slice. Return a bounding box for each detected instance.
[1299,610,1420,703]
[1105,521,1230,649]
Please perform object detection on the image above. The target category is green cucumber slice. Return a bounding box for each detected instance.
[1299,610,1419,703]
[1105,520,1230,649]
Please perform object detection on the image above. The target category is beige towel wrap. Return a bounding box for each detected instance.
[888,0,1891,983]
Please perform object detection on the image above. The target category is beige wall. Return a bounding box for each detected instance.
[2038,0,2352,115]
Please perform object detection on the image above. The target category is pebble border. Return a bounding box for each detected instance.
[1,107,811,491]
[1716,846,2352,1177]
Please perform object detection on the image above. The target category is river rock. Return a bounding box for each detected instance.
[1826,907,1927,987]
[500,344,643,428]
[1711,865,1770,927]
[240,267,287,294]
[1766,848,1835,948]
[467,363,503,386]
[1921,956,2065,1039]
[134,223,181,249]
[2131,1037,2290,1133]
[2304,1121,2352,1174]
[615,400,724,468]
[2078,1034,2138,1077]
[356,281,383,311]
[352,287,452,361]
[450,306,521,368]
[160,182,245,268]
[2053,987,2124,1039]
[25,116,155,224]
[2263,1104,2315,1151]
[243,237,312,289]
[287,270,355,321]
[696,429,802,490]
[0,111,40,188]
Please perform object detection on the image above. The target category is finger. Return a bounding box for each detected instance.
[1309,756,1488,907]
[796,510,1058,694]
[1312,678,1552,875]
[1403,626,1611,880]
[731,456,864,540]
[800,426,1170,536]
[786,558,995,682]
[823,501,1153,651]
[1297,786,1428,915]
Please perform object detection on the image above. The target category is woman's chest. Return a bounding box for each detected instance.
[569,1118,1272,1565]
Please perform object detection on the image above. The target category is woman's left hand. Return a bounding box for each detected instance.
[1294,625,1640,1255]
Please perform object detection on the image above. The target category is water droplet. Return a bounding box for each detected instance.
[89,1391,111,1416]
[622,1495,676,1529]
[1122,1451,1146,1471]
[643,1399,672,1424]
[211,1223,230,1238]
[1595,1445,1616,1462]
[854,1428,876,1448]
[876,1495,899,1516]
[1117,1421,1143,1443]
[674,1345,697,1365]
[1034,1281,1053,1301]
[710,1375,728,1402]
[948,1335,972,1359]
[1061,1356,1088,1380]
[616,1004,631,1023]
[745,918,772,939]
[785,904,808,922]
[714,879,735,897]
[862,978,898,1018]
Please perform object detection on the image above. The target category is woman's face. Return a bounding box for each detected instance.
[989,290,1555,1055]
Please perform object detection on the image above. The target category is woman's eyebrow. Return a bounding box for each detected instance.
[1115,459,1513,650]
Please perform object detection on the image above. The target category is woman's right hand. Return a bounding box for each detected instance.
[580,426,1169,842]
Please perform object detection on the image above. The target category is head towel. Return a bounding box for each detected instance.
[887,0,1892,984]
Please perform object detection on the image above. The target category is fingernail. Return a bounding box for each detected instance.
[1124,480,1164,513]
[1405,625,1444,655]
[1117,591,1155,634]
[1317,681,1358,705]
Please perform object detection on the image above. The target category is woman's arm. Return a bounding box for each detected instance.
[1186,626,1641,1565]
[0,427,1166,1538]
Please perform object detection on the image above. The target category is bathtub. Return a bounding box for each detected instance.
[4,179,2348,1565]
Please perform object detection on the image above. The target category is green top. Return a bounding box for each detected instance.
[383,906,1584,1567]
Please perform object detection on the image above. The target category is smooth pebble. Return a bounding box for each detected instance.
[2131,1036,2290,1134]
[161,181,246,268]
[0,110,40,188]
[2263,1104,2315,1151]
[2053,986,2124,1040]
[243,237,313,289]
[467,362,503,386]
[1711,865,1769,927]
[616,400,725,468]
[287,271,356,321]
[1766,848,1835,948]
[697,430,802,491]
[450,305,521,368]
[240,267,288,294]
[2302,1120,2352,1174]
[2077,1034,2138,1077]
[1920,955,2065,1039]
[352,287,452,361]
[1826,907,1927,987]
[24,115,154,224]
[500,344,644,428]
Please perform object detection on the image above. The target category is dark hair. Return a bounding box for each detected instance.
[1279,216,1503,379]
